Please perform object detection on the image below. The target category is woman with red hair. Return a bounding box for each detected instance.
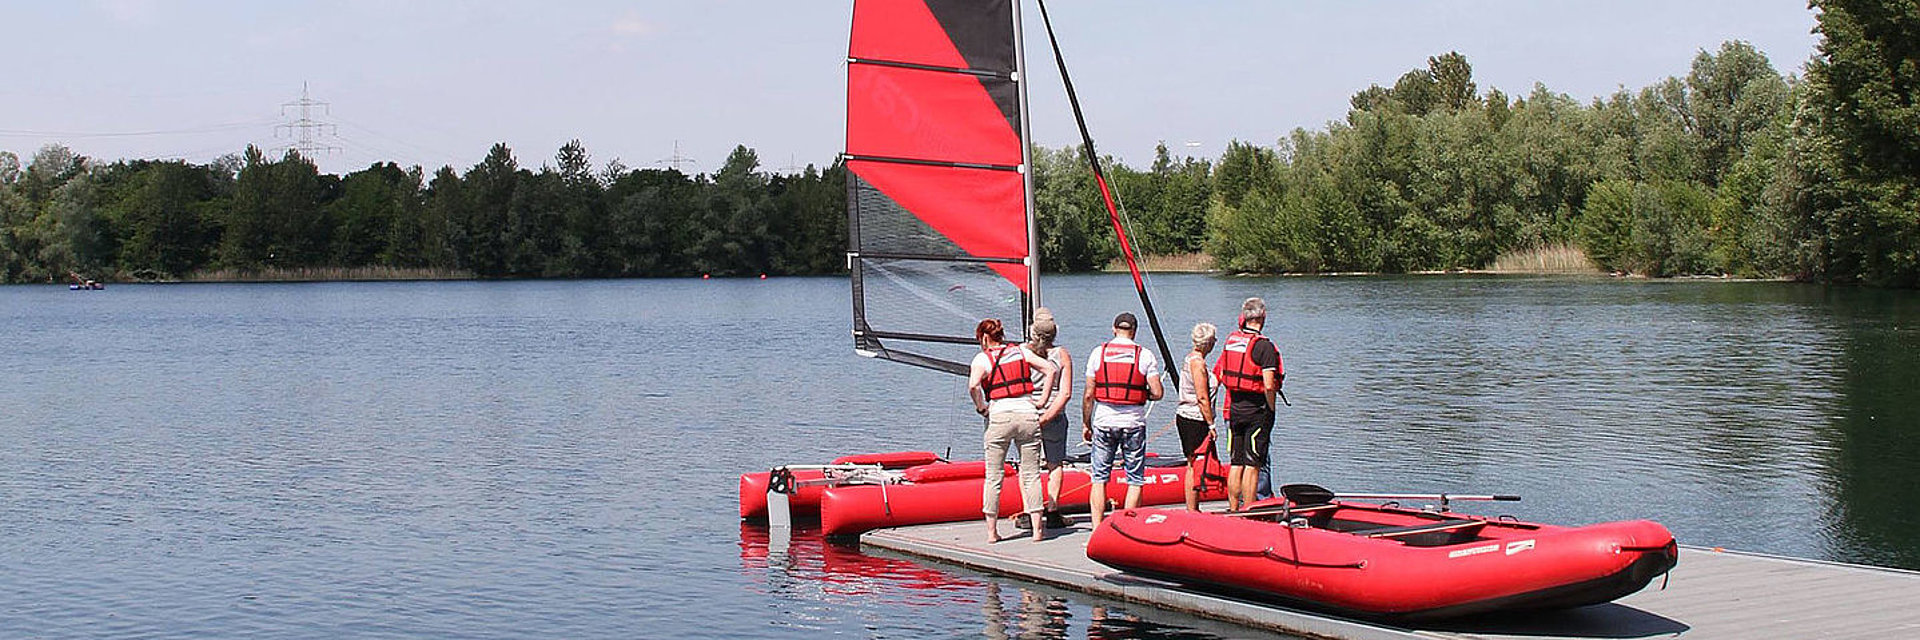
[968,318,1058,543]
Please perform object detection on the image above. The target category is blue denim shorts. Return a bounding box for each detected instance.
[1089,426,1147,485]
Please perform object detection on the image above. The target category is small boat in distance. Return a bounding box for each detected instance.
[68,272,106,290]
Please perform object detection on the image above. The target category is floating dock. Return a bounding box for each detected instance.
[861,512,1920,640]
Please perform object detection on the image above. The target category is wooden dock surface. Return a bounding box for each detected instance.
[860,512,1920,640]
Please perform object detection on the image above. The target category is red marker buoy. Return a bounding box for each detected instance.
[759,274,767,280]
[702,274,711,280]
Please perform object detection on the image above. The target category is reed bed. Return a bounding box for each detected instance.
[1105,252,1215,273]
[181,266,475,283]
[1486,244,1602,274]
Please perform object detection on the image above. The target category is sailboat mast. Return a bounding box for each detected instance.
[1013,0,1041,321]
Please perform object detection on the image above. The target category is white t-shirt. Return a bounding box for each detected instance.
[1085,337,1159,429]
[971,345,1041,414]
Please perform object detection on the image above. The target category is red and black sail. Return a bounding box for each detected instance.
[846,0,1035,375]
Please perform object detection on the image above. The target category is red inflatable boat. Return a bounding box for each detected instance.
[1086,487,1678,620]
[740,451,1227,537]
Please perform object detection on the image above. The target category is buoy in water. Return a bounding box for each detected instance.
[759,274,767,280]
[703,274,711,280]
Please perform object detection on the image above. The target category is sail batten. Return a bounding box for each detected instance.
[847,0,1032,375]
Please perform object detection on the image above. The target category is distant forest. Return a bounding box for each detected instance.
[3,2,1914,287]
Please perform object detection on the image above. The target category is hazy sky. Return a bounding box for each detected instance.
[1,1,1820,176]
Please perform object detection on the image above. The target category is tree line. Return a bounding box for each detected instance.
[0,141,846,282]
[2,1,1913,286]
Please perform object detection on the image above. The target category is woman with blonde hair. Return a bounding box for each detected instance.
[1174,322,1222,511]
[1024,308,1074,530]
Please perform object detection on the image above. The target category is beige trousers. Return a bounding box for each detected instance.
[983,410,1044,516]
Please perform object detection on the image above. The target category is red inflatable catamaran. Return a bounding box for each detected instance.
[1087,485,1679,620]
[740,451,1223,537]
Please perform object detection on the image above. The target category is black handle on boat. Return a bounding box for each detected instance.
[767,467,796,495]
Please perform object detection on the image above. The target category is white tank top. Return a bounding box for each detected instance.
[1175,352,1220,421]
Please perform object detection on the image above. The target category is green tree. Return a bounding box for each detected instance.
[691,146,774,277]
[328,162,417,267]
[108,161,223,277]
[1429,51,1479,112]
[604,167,698,276]
[1032,144,1114,272]
[418,166,467,270]
[454,143,523,277]
[1687,41,1791,187]
[221,148,332,270]
[1798,0,1920,286]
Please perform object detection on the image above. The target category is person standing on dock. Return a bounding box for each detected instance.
[1081,313,1164,527]
[1025,309,1074,531]
[970,318,1058,543]
[1215,298,1281,511]
[1175,322,1222,512]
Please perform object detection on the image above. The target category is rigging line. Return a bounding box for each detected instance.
[1034,0,1180,388]
[334,136,425,169]
[151,143,256,162]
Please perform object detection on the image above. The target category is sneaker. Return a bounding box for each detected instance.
[1044,511,1070,529]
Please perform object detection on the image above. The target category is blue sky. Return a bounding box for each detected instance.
[0,1,1819,176]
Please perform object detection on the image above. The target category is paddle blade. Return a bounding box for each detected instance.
[767,489,792,530]
[1281,483,1335,506]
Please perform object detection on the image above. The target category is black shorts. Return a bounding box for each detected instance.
[1175,415,1213,459]
[1227,404,1274,467]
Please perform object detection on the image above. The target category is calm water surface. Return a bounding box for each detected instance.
[2,275,1916,638]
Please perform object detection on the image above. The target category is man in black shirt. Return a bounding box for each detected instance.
[1214,297,1281,510]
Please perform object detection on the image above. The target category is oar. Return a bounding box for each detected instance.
[1282,483,1519,512]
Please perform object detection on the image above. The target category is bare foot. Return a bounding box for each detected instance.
[985,518,1002,544]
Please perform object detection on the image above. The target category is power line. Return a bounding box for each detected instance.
[0,120,274,138]
[275,82,340,159]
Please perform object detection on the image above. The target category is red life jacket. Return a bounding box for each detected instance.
[1216,330,1272,394]
[981,344,1035,400]
[1091,342,1150,405]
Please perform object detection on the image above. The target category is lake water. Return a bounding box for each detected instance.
[3,275,1916,638]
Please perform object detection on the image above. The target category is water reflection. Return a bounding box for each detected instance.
[1823,287,1920,569]
[741,525,1293,639]
[981,582,1070,640]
